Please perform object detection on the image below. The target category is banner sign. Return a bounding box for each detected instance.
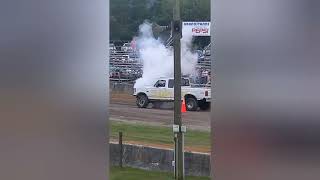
[182,22,211,36]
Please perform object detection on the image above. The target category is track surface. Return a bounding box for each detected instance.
[110,93,211,131]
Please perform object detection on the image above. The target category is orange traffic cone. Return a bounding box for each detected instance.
[181,99,187,113]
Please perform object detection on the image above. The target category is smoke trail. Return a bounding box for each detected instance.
[134,21,198,88]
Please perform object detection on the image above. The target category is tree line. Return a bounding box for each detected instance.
[110,0,210,48]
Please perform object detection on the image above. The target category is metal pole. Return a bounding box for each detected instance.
[174,134,177,178]
[119,132,123,168]
[173,0,184,179]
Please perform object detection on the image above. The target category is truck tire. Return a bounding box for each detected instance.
[199,102,210,111]
[186,97,198,111]
[136,94,149,108]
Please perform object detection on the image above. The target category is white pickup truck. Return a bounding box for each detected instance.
[133,77,211,111]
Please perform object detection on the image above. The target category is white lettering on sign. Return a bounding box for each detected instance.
[182,21,211,36]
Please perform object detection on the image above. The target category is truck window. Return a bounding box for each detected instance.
[168,78,189,88]
[182,78,190,86]
[154,80,166,87]
[168,79,174,88]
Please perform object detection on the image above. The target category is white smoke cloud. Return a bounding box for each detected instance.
[134,21,198,88]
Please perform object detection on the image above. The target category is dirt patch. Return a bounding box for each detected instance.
[111,92,136,104]
[109,103,210,131]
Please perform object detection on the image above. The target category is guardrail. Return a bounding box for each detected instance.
[110,133,211,177]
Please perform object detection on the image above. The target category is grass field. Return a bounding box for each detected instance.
[110,166,210,180]
[110,120,210,152]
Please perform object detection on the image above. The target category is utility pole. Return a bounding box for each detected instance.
[153,1,184,178]
[172,0,184,179]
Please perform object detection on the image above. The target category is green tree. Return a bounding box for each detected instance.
[110,0,211,47]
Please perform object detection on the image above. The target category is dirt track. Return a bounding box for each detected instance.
[110,93,211,131]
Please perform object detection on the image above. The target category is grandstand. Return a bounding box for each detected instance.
[109,42,211,85]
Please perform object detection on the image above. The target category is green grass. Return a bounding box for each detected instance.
[110,121,210,151]
[110,166,210,180]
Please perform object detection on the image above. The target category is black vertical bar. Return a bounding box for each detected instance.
[119,132,123,168]
[174,135,177,178]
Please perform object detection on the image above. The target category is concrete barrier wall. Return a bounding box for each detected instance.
[110,142,210,177]
[110,82,134,94]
